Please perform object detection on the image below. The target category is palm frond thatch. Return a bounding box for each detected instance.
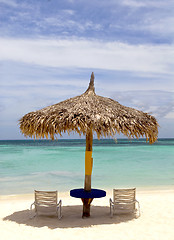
[19,73,158,143]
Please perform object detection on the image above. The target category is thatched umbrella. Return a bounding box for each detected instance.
[19,72,158,216]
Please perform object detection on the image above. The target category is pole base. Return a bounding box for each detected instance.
[81,198,93,218]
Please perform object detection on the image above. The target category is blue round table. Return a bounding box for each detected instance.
[70,188,106,199]
[70,188,106,217]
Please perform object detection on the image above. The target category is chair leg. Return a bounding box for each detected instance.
[109,198,114,218]
[58,207,62,220]
[110,207,114,218]
[57,203,62,220]
[110,204,113,218]
[30,213,36,219]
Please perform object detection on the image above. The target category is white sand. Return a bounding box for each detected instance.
[0,189,174,240]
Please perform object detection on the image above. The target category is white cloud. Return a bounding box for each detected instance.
[121,0,148,8]
[0,38,173,75]
[165,112,174,119]
[62,9,75,15]
[145,17,174,36]
[121,0,172,8]
[111,0,174,38]
[37,17,102,33]
[0,0,17,7]
[111,90,174,119]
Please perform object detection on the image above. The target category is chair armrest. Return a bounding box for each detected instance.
[30,202,36,219]
[135,199,141,217]
[58,199,62,207]
[109,198,114,206]
[30,202,35,211]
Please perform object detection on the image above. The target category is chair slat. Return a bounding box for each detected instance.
[35,190,58,207]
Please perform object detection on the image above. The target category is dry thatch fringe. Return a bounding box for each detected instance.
[19,73,159,143]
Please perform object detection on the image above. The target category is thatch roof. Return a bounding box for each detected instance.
[19,73,158,143]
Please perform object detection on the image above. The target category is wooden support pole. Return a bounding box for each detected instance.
[83,129,93,217]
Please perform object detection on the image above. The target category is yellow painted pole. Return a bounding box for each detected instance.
[84,129,93,191]
[85,151,93,175]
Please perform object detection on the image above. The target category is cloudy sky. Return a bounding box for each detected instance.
[0,0,174,139]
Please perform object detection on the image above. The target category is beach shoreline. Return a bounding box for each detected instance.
[1,188,174,240]
[1,185,174,199]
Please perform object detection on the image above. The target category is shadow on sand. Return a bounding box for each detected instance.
[3,205,136,229]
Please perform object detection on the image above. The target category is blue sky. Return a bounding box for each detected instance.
[0,0,174,139]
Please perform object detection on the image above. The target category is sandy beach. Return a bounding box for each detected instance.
[0,189,174,240]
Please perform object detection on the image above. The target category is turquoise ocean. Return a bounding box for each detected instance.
[0,139,174,195]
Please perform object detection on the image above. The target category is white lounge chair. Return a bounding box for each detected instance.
[110,188,140,218]
[30,190,62,219]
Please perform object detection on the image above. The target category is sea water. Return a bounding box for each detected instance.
[0,139,174,195]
